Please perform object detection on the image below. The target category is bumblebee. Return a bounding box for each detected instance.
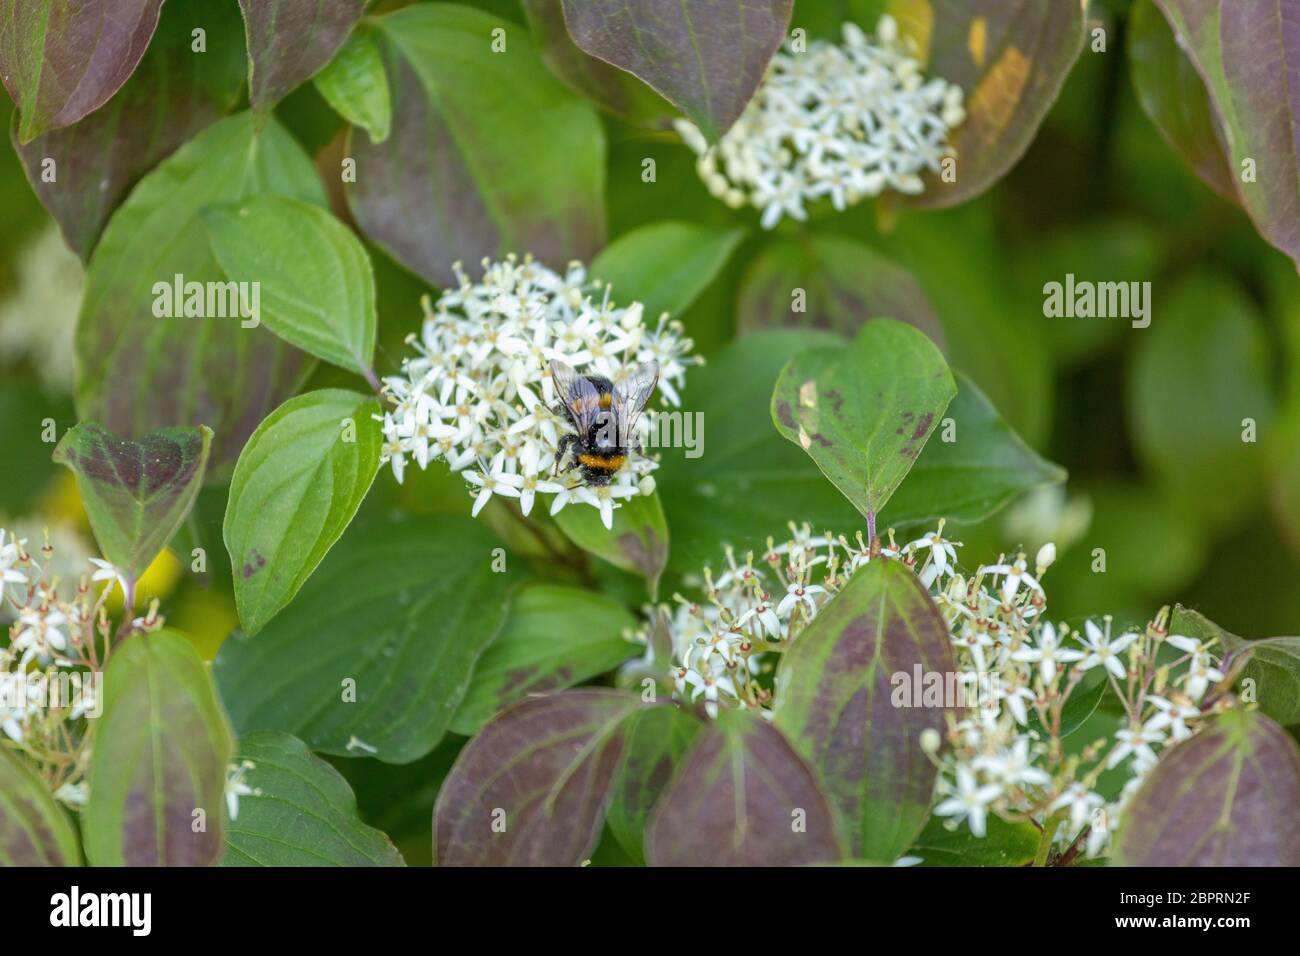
[550,358,659,486]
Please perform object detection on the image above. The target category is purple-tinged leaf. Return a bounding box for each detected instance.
[1128,0,1236,202]
[74,111,324,482]
[606,704,701,865]
[559,0,793,142]
[774,558,957,861]
[738,234,945,347]
[1154,0,1300,269]
[346,4,605,287]
[11,0,246,259]
[1112,710,1300,866]
[646,711,844,866]
[237,0,364,112]
[84,630,234,866]
[434,690,641,866]
[450,585,640,737]
[521,0,673,125]
[1,0,164,143]
[898,0,1086,208]
[53,422,210,581]
[770,318,955,524]
[0,746,81,866]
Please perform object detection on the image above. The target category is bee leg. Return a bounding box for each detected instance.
[555,433,575,476]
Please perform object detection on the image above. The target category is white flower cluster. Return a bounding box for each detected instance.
[931,552,1231,861]
[379,256,696,529]
[652,521,1236,861]
[0,224,83,394]
[676,17,966,228]
[0,528,141,806]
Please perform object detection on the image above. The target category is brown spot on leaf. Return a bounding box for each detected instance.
[775,399,795,429]
[241,550,267,579]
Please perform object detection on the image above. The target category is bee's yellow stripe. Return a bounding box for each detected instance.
[578,453,625,470]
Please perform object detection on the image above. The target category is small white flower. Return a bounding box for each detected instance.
[776,582,825,618]
[1107,724,1166,769]
[979,556,1044,604]
[88,557,127,597]
[974,738,1050,789]
[1049,783,1104,834]
[1011,622,1084,685]
[464,469,523,517]
[1182,653,1225,700]
[224,760,260,821]
[1143,694,1199,742]
[1076,619,1138,679]
[934,766,1002,838]
[0,529,29,604]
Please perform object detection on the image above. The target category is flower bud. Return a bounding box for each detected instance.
[1035,542,1056,573]
[920,728,941,754]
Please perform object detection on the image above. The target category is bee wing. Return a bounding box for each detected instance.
[614,360,660,436]
[549,358,602,434]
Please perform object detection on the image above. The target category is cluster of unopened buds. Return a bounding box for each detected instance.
[648,520,1238,861]
[378,255,697,529]
[677,17,966,228]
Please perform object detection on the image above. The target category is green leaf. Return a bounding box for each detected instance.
[774,558,956,861]
[657,331,861,575]
[0,746,81,866]
[1112,710,1300,866]
[646,710,844,866]
[908,812,1039,867]
[737,234,944,346]
[11,0,246,258]
[590,221,745,322]
[52,422,211,581]
[84,630,234,866]
[451,584,639,736]
[434,690,642,865]
[1127,273,1275,531]
[2,0,164,144]
[1230,637,1300,726]
[1154,0,1300,269]
[347,4,606,286]
[553,492,669,597]
[896,0,1086,207]
[237,0,365,112]
[880,372,1066,528]
[75,110,325,481]
[1173,605,1300,727]
[215,513,523,763]
[313,26,392,143]
[606,704,701,865]
[1128,0,1236,201]
[224,389,382,637]
[203,197,377,374]
[221,731,405,866]
[771,319,956,526]
[521,0,672,125]
[559,0,794,142]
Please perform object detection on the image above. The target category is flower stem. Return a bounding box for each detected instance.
[1033,812,1063,866]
